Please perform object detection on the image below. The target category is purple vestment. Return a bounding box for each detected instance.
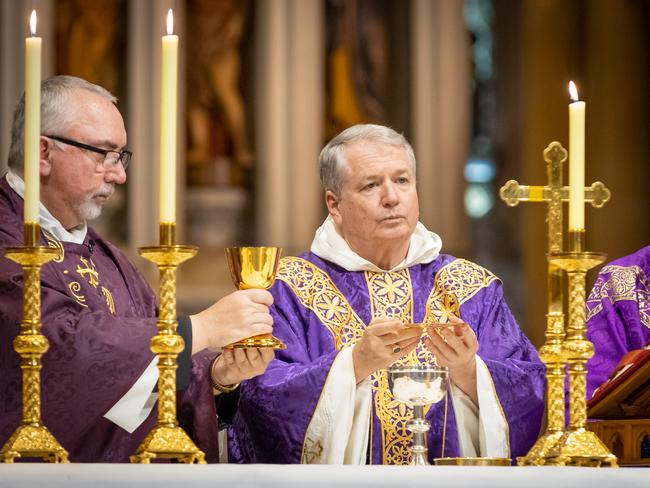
[586,246,650,399]
[229,252,545,464]
[0,178,219,462]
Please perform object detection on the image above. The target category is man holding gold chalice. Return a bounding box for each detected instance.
[229,124,546,465]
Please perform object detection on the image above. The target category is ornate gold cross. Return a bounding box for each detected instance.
[500,141,611,466]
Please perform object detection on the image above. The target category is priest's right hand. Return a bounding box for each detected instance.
[190,289,274,354]
[351,317,422,384]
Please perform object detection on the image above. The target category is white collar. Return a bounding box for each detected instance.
[5,171,87,244]
[310,215,442,272]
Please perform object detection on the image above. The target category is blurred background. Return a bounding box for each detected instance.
[1,0,649,346]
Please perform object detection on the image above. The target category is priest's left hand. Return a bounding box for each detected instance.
[424,320,479,405]
[211,348,275,394]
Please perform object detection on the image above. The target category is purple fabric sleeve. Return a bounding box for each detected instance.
[586,246,650,398]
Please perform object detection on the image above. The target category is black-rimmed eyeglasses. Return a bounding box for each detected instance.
[44,135,132,169]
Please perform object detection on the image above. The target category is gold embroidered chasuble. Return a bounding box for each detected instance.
[277,256,497,464]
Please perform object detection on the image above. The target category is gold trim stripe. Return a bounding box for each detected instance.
[277,257,367,348]
[586,264,650,329]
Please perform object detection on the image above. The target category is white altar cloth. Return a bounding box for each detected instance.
[0,464,647,488]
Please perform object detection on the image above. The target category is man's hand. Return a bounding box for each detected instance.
[352,317,423,384]
[190,289,274,353]
[425,320,479,404]
[211,348,275,392]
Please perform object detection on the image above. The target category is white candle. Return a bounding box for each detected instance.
[568,81,585,231]
[160,9,178,223]
[24,10,41,224]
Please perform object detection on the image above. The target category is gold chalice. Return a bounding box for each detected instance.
[224,246,286,349]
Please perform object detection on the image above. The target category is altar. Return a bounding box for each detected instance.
[0,464,648,488]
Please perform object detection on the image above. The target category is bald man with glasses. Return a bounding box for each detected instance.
[0,76,275,462]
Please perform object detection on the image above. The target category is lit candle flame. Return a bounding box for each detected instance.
[166,9,174,35]
[569,81,579,102]
[29,10,37,36]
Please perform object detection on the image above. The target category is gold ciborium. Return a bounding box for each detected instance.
[224,247,286,350]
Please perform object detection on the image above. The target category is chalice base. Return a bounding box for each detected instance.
[547,428,617,467]
[517,431,566,466]
[224,333,287,350]
[410,446,430,466]
[130,425,206,464]
[0,425,69,463]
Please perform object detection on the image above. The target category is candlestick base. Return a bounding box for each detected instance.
[517,431,567,466]
[0,425,69,463]
[547,428,617,467]
[129,426,205,464]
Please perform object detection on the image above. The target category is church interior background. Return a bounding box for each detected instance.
[1,0,648,347]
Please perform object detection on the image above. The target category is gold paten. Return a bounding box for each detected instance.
[1,222,68,463]
[434,457,511,466]
[131,222,205,464]
[224,247,286,350]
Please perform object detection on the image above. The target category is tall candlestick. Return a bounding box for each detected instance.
[24,10,41,225]
[160,9,178,224]
[568,81,585,231]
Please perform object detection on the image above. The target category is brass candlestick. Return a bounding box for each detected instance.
[224,247,286,349]
[546,231,617,467]
[500,142,611,466]
[0,222,68,463]
[130,223,205,464]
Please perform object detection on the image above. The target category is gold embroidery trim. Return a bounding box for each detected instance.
[366,268,417,465]
[67,281,88,308]
[46,238,65,263]
[76,256,99,288]
[586,264,650,329]
[277,257,367,348]
[101,286,116,314]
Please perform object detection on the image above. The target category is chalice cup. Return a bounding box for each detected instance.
[224,246,286,349]
[388,364,449,465]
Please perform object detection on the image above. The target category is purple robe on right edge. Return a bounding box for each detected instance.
[229,252,545,464]
[586,245,650,399]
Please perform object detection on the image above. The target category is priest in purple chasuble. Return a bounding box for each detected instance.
[229,124,546,464]
[585,245,650,399]
[0,76,275,462]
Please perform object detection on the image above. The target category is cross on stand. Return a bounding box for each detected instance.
[499,141,610,465]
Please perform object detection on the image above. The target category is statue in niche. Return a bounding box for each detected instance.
[186,0,253,187]
[55,0,127,243]
[326,0,389,138]
[55,0,124,98]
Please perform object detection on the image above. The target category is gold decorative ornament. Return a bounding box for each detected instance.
[1,222,68,463]
[499,142,614,466]
[130,223,205,464]
[224,247,286,349]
